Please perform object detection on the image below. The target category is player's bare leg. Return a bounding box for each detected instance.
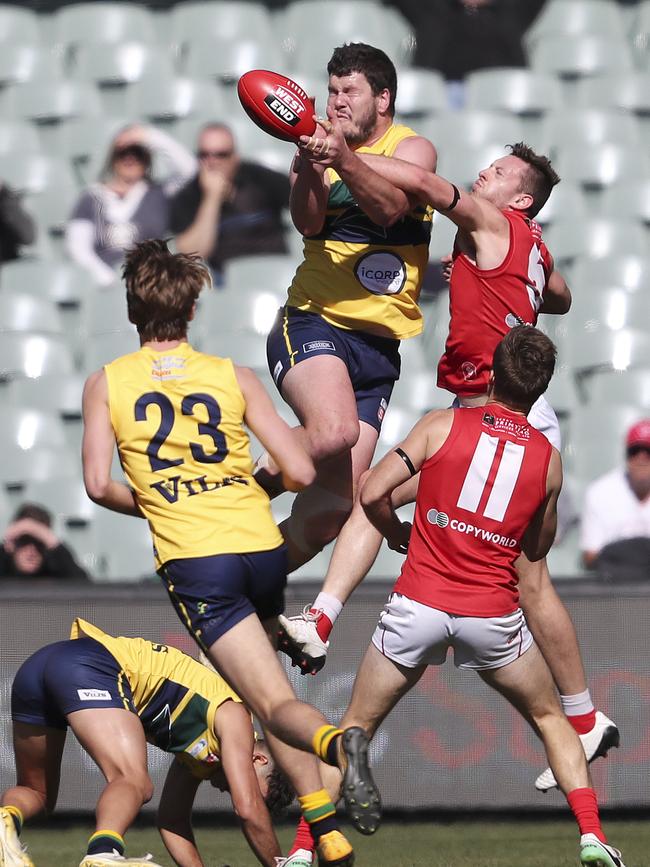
[517,555,620,791]
[480,645,626,867]
[0,722,66,867]
[206,613,381,838]
[67,708,159,866]
[279,472,418,674]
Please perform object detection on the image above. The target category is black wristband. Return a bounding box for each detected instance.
[443,183,461,211]
[394,447,417,477]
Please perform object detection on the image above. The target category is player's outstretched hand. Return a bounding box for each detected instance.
[298,108,349,169]
[387,521,411,554]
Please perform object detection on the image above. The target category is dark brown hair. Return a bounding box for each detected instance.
[507,142,560,217]
[492,326,556,408]
[122,239,210,342]
[14,503,52,527]
[328,43,397,115]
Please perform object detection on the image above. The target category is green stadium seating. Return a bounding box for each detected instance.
[530,34,633,78]
[575,73,650,115]
[170,1,273,45]
[92,510,156,581]
[564,327,650,376]
[184,37,282,83]
[6,373,84,419]
[540,109,640,149]
[81,286,138,337]
[25,183,81,238]
[0,446,79,489]
[0,121,41,155]
[125,76,228,123]
[0,334,74,381]
[565,402,641,482]
[535,183,588,225]
[436,142,506,190]
[0,487,10,529]
[195,286,283,340]
[1,260,96,305]
[5,80,102,122]
[465,68,564,115]
[544,363,580,417]
[0,293,63,335]
[73,43,174,85]
[223,254,296,294]
[420,111,524,154]
[199,331,269,371]
[0,153,78,195]
[22,477,96,528]
[0,6,40,44]
[427,212,457,260]
[0,45,63,86]
[571,254,650,294]
[526,0,625,44]
[569,287,650,337]
[52,3,156,47]
[599,181,650,223]
[544,218,648,263]
[394,69,447,119]
[554,144,650,189]
[0,406,67,452]
[56,116,129,164]
[630,1,650,69]
[547,525,586,578]
[82,331,140,373]
[587,368,650,408]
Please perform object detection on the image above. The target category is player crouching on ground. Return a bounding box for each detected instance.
[283,327,624,867]
[0,619,296,867]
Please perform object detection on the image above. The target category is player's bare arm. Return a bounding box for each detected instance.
[360,409,454,551]
[520,448,562,563]
[157,758,204,867]
[235,365,316,492]
[81,369,142,516]
[216,702,282,867]
[539,261,572,315]
[289,147,330,236]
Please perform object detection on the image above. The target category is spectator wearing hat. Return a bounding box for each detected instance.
[581,420,650,575]
[65,124,196,286]
[0,503,89,580]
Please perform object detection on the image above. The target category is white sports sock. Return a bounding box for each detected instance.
[311,592,343,625]
[560,689,595,716]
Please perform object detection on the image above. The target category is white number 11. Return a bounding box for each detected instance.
[456,432,525,522]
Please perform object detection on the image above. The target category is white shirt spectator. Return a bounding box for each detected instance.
[581,467,650,558]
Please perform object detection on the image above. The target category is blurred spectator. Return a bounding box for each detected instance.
[65,124,196,286]
[581,420,650,578]
[391,0,546,106]
[170,123,290,285]
[0,503,88,580]
[0,181,36,266]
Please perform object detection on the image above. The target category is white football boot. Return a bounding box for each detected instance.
[277,608,329,674]
[279,849,314,866]
[580,833,626,867]
[535,711,620,792]
[80,853,163,867]
[0,807,34,867]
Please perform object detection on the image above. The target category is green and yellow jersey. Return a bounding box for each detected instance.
[288,123,433,340]
[71,618,242,778]
[104,343,283,568]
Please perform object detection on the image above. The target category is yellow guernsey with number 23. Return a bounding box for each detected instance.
[104,343,283,568]
[288,123,433,340]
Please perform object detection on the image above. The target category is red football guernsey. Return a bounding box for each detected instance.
[394,404,552,617]
[437,210,552,396]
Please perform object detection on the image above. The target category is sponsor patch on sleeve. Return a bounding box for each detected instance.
[77,688,112,701]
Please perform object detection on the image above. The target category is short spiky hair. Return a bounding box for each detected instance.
[328,43,397,115]
[507,142,560,217]
[492,325,557,408]
[264,766,295,817]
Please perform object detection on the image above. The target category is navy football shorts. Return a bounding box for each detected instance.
[158,545,288,651]
[12,638,134,729]
[266,306,401,432]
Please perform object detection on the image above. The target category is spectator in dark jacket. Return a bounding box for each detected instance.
[0,181,36,264]
[0,503,88,580]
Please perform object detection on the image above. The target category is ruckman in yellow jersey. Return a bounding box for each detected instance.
[0,618,295,867]
[80,239,381,867]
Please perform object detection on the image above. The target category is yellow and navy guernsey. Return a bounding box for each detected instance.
[288,123,433,340]
[104,343,283,568]
[71,618,243,779]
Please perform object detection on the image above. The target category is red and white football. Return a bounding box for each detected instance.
[237,69,316,143]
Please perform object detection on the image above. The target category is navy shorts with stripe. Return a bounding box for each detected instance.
[159,545,288,651]
[266,306,401,432]
[12,638,134,729]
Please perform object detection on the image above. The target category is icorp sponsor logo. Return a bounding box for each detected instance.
[354,251,406,296]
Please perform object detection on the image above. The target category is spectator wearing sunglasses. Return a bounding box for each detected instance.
[581,419,650,576]
[170,123,290,285]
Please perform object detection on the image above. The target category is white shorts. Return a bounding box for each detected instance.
[453,394,560,450]
[371,592,533,671]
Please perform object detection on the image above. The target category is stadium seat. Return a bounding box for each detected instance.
[224,254,296,294]
[394,69,447,118]
[437,143,506,190]
[0,154,78,195]
[554,144,650,190]
[0,6,40,44]
[571,254,650,294]
[25,183,80,238]
[0,121,40,157]
[81,331,140,372]
[420,111,525,154]
[1,260,96,305]
[599,181,650,224]
[0,292,63,336]
[225,116,294,173]
[465,68,564,116]
[0,406,67,453]
[74,43,174,85]
[0,333,74,381]
[543,219,647,264]
[92,510,155,581]
[529,34,633,79]
[547,525,586,578]
[52,3,156,47]
[428,212,458,260]
[526,0,625,44]
[195,286,283,340]
[575,72,650,115]
[199,331,269,371]
[6,373,85,419]
[56,116,129,165]
[564,328,650,376]
[535,183,587,226]
[0,446,80,490]
[81,286,137,337]
[540,109,640,149]
[0,45,63,86]
[379,405,424,450]
[569,288,650,340]
[125,76,228,123]
[390,368,447,412]
[0,487,10,529]
[565,403,640,482]
[184,38,283,83]
[5,80,102,123]
[170,1,273,45]
[22,477,96,528]
[586,367,650,409]
[630,1,650,69]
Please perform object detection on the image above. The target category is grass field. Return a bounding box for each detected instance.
[19,818,649,866]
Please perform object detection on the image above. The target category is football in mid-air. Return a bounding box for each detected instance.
[237,69,316,143]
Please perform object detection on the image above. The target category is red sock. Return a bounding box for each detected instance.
[568,710,597,735]
[289,816,315,855]
[567,788,606,843]
[311,610,333,642]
